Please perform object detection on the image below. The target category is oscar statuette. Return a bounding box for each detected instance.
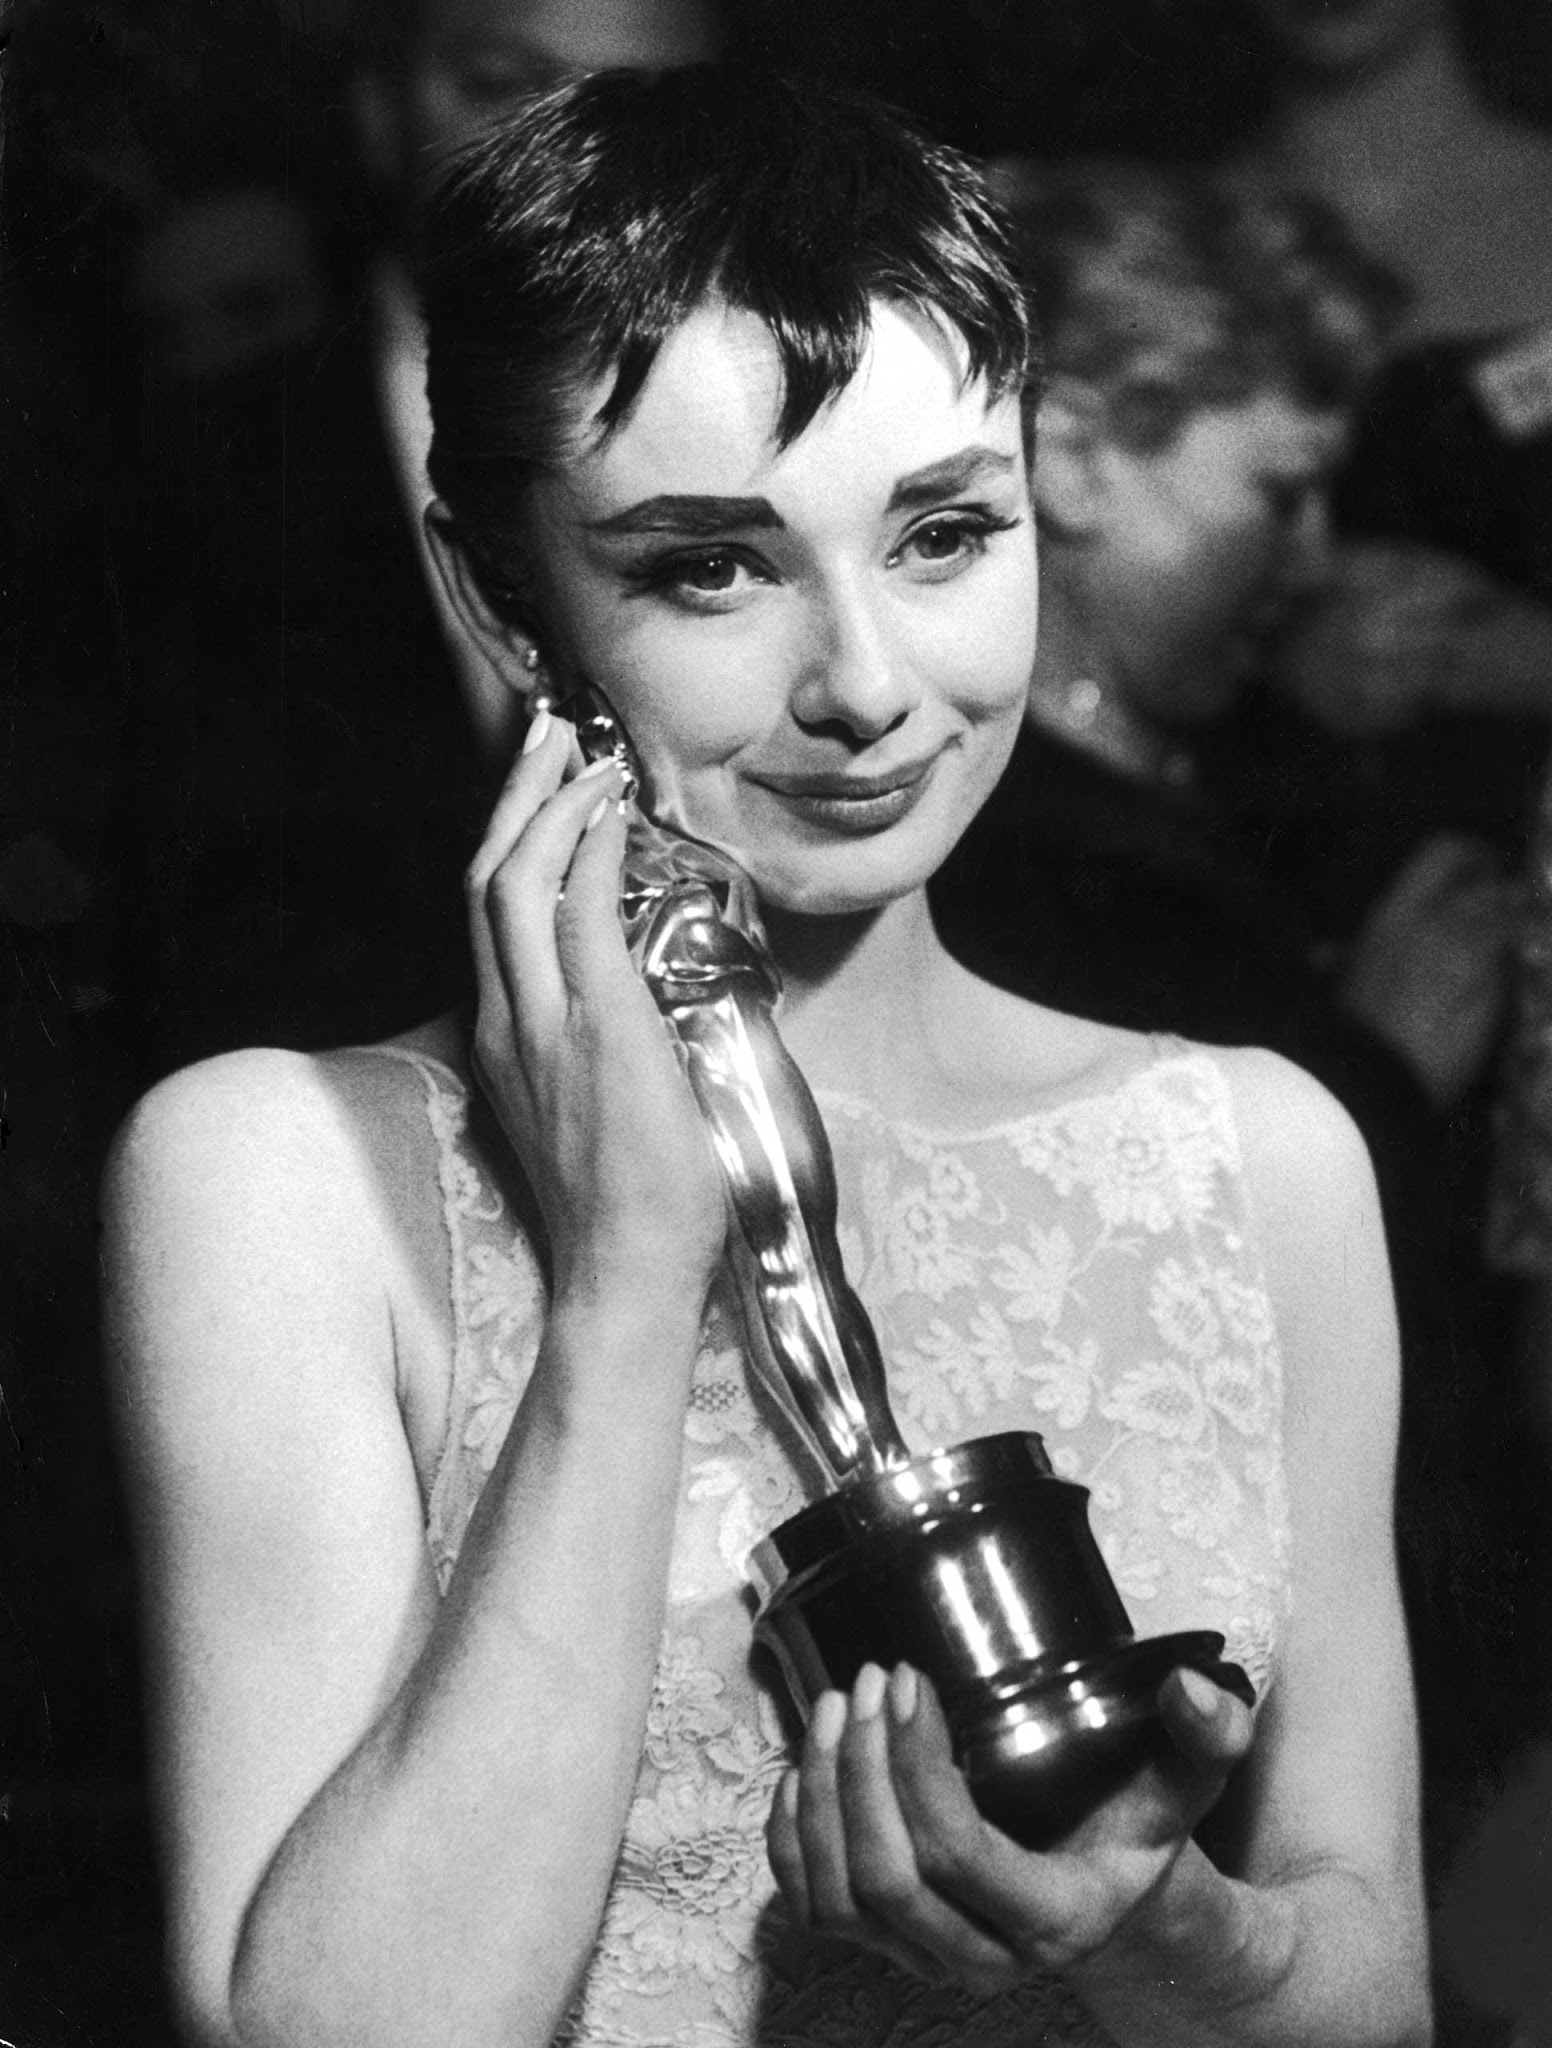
[566,691,1253,1848]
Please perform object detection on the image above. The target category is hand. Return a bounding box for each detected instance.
[766,1661,1253,1997]
[1338,833,1520,1107]
[466,712,727,1300]
[1270,541,1546,736]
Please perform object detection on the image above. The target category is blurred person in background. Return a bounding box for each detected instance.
[1214,0,1552,1006]
[929,161,1533,1971]
[1217,46,1552,2005]
[933,160,1513,1117]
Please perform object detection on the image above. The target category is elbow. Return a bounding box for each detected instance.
[224,1916,367,2048]
[225,1915,561,2048]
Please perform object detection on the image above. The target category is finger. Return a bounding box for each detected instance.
[553,791,644,1001]
[883,1668,1054,1951]
[469,711,571,895]
[796,1691,861,1938]
[772,1751,951,1987]
[1155,1666,1255,1792]
[481,757,623,1026]
[836,1665,1025,1989]
[766,1769,811,1928]
[466,714,572,1004]
[1065,1666,1253,1867]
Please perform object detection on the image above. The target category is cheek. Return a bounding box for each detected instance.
[561,602,784,780]
[916,546,1040,718]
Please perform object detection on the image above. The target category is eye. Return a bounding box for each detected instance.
[630,546,773,613]
[892,508,1021,581]
[674,552,742,591]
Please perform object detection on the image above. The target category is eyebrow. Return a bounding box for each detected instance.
[584,495,782,538]
[884,447,1020,511]
[582,445,1022,539]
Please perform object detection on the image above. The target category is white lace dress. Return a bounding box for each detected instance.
[381,1038,1292,2048]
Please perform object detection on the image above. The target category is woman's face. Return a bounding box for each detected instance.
[520,299,1040,914]
[1081,391,1347,727]
[1248,0,1449,77]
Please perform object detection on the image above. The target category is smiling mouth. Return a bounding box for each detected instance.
[752,754,946,837]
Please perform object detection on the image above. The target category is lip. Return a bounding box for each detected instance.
[751,751,947,837]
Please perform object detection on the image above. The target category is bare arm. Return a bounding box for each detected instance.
[767,1051,1429,2046]
[106,728,727,2048]
[1061,1051,1428,2043]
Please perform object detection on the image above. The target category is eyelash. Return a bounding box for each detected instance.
[626,507,1023,612]
[891,509,1022,572]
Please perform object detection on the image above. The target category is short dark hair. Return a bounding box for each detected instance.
[421,65,1038,619]
[1000,159,1402,453]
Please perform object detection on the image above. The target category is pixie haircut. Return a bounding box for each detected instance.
[1000,160,1403,455]
[421,66,1037,619]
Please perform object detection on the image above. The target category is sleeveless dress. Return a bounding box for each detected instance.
[376,1037,1291,2048]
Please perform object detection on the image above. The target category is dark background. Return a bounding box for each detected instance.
[6,3,1552,2042]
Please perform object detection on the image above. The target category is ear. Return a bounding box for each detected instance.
[1033,377,1110,539]
[423,503,548,703]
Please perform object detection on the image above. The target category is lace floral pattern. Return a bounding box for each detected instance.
[404,1045,1290,2048]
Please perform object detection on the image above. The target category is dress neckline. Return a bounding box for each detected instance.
[365,1031,1209,1153]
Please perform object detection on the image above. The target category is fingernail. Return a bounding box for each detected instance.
[1177,1666,1221,1718]
[522,707,551,755]
[888,1663,918,1726]
[810,1691,847,1752]
[779,1768,800,1820]
[853,1663,887,1721]
[585,795,611,831]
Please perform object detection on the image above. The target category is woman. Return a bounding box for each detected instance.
[103,68,1427,2048]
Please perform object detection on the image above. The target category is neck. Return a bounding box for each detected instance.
[1261,20,1483,214]
[762,892,955,1101]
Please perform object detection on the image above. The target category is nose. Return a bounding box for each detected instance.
[789,577,922,743]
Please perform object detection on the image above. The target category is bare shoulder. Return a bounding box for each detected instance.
[105,1037,446,1228]
[109,1044,340,1179]
[1207,1045,1378,1238]
[102,1044,434,1422]
[104,1048,375,1271]
[1210,1047,1397,1432]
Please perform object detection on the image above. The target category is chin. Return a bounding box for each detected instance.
[733,824,954,921]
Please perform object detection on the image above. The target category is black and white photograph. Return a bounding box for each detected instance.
[6,2,1552,2042]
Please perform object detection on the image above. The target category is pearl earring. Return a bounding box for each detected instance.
[520,642,557,713]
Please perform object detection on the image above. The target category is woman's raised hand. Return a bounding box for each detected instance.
[466,711,728,1302]
[767,1661,1253,1998]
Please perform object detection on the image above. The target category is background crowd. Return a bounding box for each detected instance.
[7,0,1552,2040]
